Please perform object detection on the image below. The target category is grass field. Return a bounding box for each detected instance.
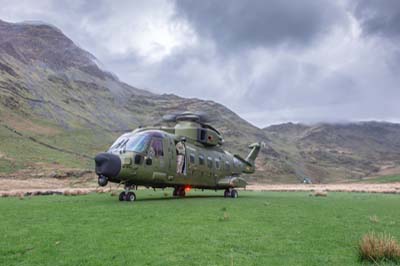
[1,191,399,266]
[364,175,400,184]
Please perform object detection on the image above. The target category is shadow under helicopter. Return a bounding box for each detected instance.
[115,193,253,202]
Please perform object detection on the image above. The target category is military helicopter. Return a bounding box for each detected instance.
[94,112,261,202]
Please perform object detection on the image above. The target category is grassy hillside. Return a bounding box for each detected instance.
[1,191,400,265]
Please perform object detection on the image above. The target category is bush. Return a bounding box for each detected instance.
[359,232,400,263]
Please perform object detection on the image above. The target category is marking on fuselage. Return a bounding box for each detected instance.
[152,172,167,180]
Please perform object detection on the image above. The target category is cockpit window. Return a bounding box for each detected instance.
[108,133,151,153]
[126,134,151,153]
[108,135,129,151]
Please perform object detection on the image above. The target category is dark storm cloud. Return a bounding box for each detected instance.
[353,0,400,40]
[173,0,347,51]
[1,0,400,126]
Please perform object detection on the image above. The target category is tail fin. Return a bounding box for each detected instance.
[245,142,261,165]
[234,142,261,174]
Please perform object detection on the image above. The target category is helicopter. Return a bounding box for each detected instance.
[94,112,261,202]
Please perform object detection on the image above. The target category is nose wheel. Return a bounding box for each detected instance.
[98,175,108,186]
[119,185,136,202]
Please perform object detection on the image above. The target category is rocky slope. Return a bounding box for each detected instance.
[0,19,282,181]
[264,122,400,182]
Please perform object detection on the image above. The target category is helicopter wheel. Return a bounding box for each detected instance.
[119,192,126,201]
[173,187,186,197]
[230,189,238,198]
[173,187,185,197]
[125,191,136,202]
[224,189,230,198]
[98,175,108,187]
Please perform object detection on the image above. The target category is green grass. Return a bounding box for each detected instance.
[364,175,400,184]
[1,191,400,266]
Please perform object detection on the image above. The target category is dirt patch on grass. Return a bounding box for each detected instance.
[1,178,400,196]
[372,165,400,178]
[247,183,400,194]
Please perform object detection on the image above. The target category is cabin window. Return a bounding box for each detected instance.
[199,154,205,165]
[215,159,220,169]
[198,129,207,142]
[149,138,164,157]
[207,157,213,168]
[190,153,195,164]
[225,161,230,170]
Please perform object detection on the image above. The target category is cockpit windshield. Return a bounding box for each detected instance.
[108,133,151,153]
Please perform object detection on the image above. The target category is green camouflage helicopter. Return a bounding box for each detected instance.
[95,112,261,201]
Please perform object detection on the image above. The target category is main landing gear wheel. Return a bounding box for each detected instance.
[173,187,186,197]
[224,189,230,198]
[230,189,238,198]
[224,189,238,198]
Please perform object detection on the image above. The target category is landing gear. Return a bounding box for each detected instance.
[224,189,230,198]
[98,175,108,186]
[173,186,186,197]
[224,188,238,198]
[119,185,136,202]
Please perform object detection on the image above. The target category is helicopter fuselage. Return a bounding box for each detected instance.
[95,116,260,201]
[96,129,252,189]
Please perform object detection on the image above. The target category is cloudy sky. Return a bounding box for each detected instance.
[0,0,399,127]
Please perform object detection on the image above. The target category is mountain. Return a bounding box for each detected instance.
[264,122,400,182]
[0,19,280,181]
[0,19,399,183]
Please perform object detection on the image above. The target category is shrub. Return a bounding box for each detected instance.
[359,232,400,263]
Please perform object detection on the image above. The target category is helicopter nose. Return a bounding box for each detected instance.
[94,152,121,178]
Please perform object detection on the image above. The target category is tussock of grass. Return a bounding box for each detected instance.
[358,232,400,263]
[309,190,328,197]
[369,215,379,224]
[219,212,229,221]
